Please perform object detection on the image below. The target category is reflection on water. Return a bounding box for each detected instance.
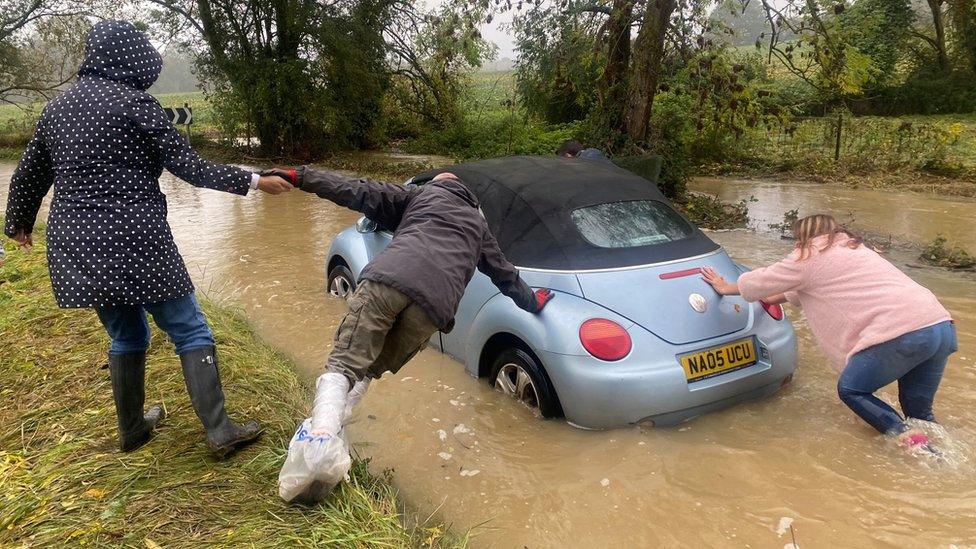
[3,163,975,547]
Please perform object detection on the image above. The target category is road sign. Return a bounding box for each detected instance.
[164,104,193,126]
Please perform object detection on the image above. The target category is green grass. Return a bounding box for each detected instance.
[0,232,463,548]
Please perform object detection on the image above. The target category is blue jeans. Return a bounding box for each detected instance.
[95,294,215,355]
[838,321,957,435]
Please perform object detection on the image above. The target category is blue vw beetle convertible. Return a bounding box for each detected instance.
[325,156,797,429]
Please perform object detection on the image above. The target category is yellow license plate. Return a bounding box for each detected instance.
[680,338,757,382]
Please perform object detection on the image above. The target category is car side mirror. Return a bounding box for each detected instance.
[356,217,378,234]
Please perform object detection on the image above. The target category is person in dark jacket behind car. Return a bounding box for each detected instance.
[3,21,294,458]
[265,166,554,435]
[556,139,613,164]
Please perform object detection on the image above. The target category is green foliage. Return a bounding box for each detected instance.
[0,11,88,105]
[920,235,976,269]
[731,113,971,173]
[184,1,393,159]
[769,208,800,237]
[675,193,752,230]
[384,2,495,139]
[512,2,602,124]
[839,0,915,86]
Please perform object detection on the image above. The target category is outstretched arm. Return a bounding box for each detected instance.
[126,93,284,195]
[271,167,416,229]
[478,230,552,314]
[4,121,54,247]
[702,267,793,305]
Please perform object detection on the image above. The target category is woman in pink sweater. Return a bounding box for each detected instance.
[702,214,956,451]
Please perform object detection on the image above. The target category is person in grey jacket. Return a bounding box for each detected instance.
[4,21,293,458]
[267,167,553,433]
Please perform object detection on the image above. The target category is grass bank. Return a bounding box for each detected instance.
[0,234,460,548]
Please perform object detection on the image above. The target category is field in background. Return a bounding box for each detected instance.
[1,73,974,191]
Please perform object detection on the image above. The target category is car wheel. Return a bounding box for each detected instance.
[490,348,562,419]
[327,264,356,302]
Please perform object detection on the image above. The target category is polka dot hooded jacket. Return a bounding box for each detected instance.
[3,21,253,308]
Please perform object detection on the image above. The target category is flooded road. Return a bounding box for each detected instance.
[691,176,976,251]
[3,163,975,547]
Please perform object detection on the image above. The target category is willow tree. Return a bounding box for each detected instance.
[145,0,394,157]
[505,0,683,145]
[0,1,88,104]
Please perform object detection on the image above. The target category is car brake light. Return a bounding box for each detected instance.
[760,300,784,321]
[579,319,632,361]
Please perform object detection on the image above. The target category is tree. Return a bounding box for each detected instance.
[624,0,677,142]
[386,1,494,130]
[512,2,602,123]
[145,0,396,157]
[917,0,951,69]
[950,0,976,72]
[756,0,879,106]
[0,1,88,104]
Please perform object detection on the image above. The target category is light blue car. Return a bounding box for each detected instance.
[325,156,797,429]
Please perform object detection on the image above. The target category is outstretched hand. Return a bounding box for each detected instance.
[261,168,299,186]
[701,267,738,296]
[256,175,293,195]
[534,288,555,312]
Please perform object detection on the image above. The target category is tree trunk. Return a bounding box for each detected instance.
[624,0,676,143]
[952,0,976,73]
[600,0,634,134]
[927,0,950,70]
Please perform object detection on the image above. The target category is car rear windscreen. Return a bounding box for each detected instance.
[571,200,694,249]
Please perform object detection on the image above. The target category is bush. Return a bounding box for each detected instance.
[920,235,975,270]
[676,193,752,230]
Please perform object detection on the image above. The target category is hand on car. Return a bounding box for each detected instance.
[12,230,32,251]
[701,267,738,296]
[256,174,293,195]
[534,288,554,312]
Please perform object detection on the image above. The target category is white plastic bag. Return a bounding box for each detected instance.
[344,378,371,421]
[278,418,351,504]
[278,373,352,504]
[311,372,349,436]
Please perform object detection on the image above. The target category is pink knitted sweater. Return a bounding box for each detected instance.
[737,234,952,372]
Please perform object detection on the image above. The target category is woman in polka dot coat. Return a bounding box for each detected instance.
[3,21,293,458]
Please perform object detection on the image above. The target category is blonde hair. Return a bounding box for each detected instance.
[793,214,862,260]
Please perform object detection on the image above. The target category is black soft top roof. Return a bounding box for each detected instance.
[414,155,719,270]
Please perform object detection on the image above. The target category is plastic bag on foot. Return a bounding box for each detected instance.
[278,372,352,504]
[278,418,351,504]
[344,378,371,422]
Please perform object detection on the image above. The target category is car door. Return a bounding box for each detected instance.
[438,271,500,363]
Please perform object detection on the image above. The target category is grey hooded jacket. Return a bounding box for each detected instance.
[295,167,539,331]
[3,21,253,308]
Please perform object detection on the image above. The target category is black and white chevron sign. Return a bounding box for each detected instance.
[163,106,193,126]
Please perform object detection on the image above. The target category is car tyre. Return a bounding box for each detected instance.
[327,264,356,302]
[490,348,562,419]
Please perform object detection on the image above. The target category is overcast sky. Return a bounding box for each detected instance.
[423,0,517,59]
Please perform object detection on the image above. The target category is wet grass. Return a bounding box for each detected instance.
[0,232,463,548]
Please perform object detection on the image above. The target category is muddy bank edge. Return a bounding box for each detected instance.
[0,231,460,548]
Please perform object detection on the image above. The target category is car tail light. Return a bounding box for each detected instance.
[579,319,632,361]
[760,300,784,321]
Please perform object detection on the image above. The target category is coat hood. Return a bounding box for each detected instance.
[78,21,163,91]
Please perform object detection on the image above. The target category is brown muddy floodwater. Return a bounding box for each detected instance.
[3,163,975,547]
